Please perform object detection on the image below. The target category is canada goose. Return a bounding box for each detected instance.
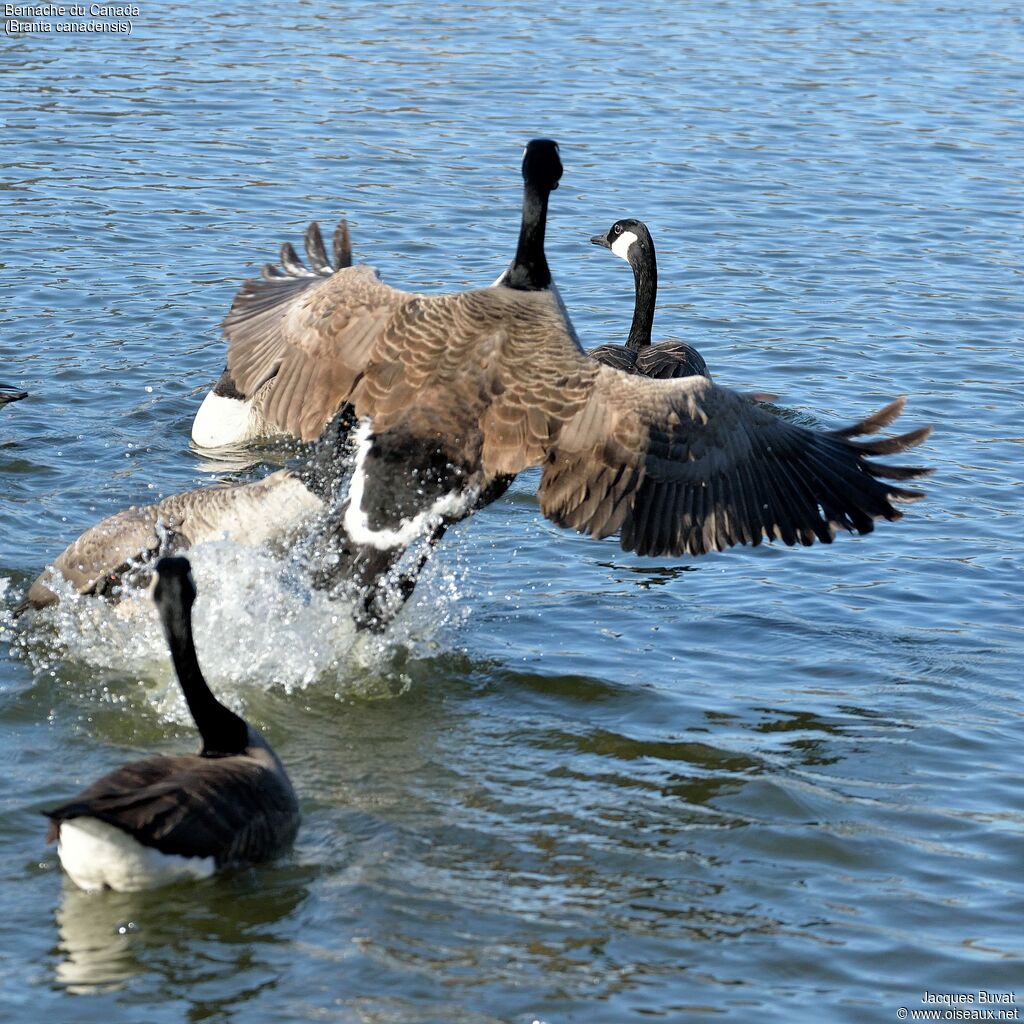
[588,219,708,379]
[190,221,352,449]
[0,383,28,407]
[218,139,931,630]
[43,556,300,891]
[19,407,355,612]
[192,213,665,452]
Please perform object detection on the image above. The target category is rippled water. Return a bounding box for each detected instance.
[1,2,1022,1021]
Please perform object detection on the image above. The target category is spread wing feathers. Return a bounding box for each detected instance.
[259,219,351,281]
[635,341,709,380]
[45,756,299,865]
[225,233,414,441]
[540,375,932,557]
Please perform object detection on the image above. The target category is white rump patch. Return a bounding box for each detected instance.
[191,390,263,448]
[343,420,475,551]
[611,231,638,262]
[57,817,215,892]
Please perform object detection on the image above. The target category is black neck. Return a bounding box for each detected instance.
[159,601,249,757]
[297,404,358,501]
[503,182,552,291]
[626,244,657,352]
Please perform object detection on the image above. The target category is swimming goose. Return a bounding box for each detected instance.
[0,384,28,407]
[43,556,300,891]
[19,407,354,612]
[218,138,931,630]
[190,220,352,448]
[588,219,708,379]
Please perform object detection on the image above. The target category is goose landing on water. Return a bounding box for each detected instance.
[588,219,709,380]
[43,557,300,892]
[219,138,932,632]
[190,221,353,449]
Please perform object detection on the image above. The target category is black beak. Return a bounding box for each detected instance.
[590,233,611,249]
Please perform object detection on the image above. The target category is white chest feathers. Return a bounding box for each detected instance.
[343,420,476,550]
[57,818,215,892]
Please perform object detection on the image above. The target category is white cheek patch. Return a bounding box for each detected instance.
[342,420,475,551]
[610,231,638,262]
[58,818,215,892]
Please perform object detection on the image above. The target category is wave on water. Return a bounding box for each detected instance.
[1,536,470,722]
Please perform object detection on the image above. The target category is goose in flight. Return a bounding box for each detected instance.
[216,138,930,630]
[588,218,709,379]
[192,214,700,450]
[43,556,300,891]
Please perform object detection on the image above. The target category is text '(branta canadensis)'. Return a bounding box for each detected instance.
[588,219,709,380]
[43,556,300,891]
[215,139,931,629]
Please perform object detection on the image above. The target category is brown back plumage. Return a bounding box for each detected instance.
[44,753,299,865]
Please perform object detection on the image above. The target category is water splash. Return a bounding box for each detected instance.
[5,535,470,723]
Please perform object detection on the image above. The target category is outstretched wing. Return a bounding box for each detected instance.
[539,370,931,556]
[23,504,186,609]
[223,221,415,442]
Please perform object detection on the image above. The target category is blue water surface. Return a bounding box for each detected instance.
[1,2,1022,1022]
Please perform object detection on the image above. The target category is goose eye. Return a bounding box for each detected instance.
[612,224,622,235]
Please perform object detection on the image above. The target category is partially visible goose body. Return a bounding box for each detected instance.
[588,219,709,380]
[18,408,355,611]
[44,556,300,892]
[218,138,931,631]
[190,221,353,449]
[0,383,28,407]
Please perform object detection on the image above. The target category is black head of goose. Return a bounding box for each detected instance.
[43,556,299,891]
[190,220,353,449]
[0,384,28,407]
[217,138,932,633]
[588,219,709,380]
